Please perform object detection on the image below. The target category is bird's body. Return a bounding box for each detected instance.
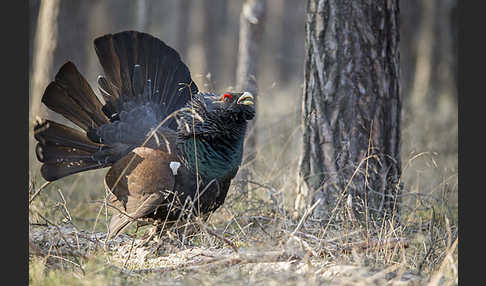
[34,31,255,239]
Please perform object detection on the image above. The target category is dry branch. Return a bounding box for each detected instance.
[29,181,52,205]
[197,218,239,253]
[340,238,409,253]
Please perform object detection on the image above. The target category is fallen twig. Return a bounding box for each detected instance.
[291,198,321,236]
[341,237,409,253]
[197,218,239,253]
[29,181,52,205]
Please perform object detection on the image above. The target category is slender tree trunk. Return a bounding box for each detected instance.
[399,0,421,100]
[175,0,191,61]
[450,0,458,103]
[278,0,301,84]
[53,1,91,78]
[236,0,266,96]
[29,0,41,77]
[408,0,457,112]
[202,0,228,91]
[297,0,402,224]
[136,0,150,32]
[410,0,435,110]
[30,0,60,121]
[235,0,266,190]
[429,0,457,107]
[29,0,60,181]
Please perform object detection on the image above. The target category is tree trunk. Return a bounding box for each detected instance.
[297,0,402,224]
[235,0,266,190]
[136,0,150,32]
[409,0,435,110]
[429,0,457,107]
[278,0,303,85]
[53,1,91,76]
[405,0,457,111]
[202,0,228,91]
[30,0,61,121]
[175,0,191,61]
[29,0,41,78]
[399,0,421,100]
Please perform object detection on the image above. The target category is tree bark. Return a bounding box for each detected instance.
[297,0,402,224]
[235,0,266,190]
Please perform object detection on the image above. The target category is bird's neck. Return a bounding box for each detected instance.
[179,126,246,182]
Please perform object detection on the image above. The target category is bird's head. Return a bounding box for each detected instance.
[213,91,255,121]
[177,91,255,140]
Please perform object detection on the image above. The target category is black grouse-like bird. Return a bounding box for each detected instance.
[34,31,255,240]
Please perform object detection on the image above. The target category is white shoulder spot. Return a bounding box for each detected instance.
[169,161,181,176]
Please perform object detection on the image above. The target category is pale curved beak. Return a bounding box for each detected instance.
[237,92,254,105]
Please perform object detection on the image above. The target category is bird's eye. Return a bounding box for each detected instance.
[221,93,232,101]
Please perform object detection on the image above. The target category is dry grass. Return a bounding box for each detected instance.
[28,85,457,285]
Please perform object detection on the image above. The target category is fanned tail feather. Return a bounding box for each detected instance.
[34,62,117,181]
[34,120,108,181]
[34,30,198,182]
[94,30,198,130]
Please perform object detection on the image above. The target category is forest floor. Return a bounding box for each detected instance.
[28,171,457,286]
[28,86,458,285]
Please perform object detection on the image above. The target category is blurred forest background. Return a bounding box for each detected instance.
[28,0,457,222]
[28,1,458,284]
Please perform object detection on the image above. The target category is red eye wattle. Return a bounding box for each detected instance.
[221,93,232,101]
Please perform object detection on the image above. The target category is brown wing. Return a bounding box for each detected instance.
[104,142,179,239]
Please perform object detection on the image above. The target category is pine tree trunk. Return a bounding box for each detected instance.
[297,0,402,224]
[175,0,190,61]
[278,0,302,84]
[30,0,60,121]
[29,0,41,78]
[399,0,421,100]
[53,1,91,76]
[235,0,266,190]
[136,0,150,32]
[236,0,266,100]
[203,0,228,91]
[410,0,434,110]
[429,0,457,107]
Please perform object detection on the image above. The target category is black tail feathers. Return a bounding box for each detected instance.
[34,120,108,181]
[34,61,118,181]
[34,30,198,182]
[94,30,199,130]
[42,62,109,132]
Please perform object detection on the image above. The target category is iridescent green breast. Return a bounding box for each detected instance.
[182,136,243,182]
